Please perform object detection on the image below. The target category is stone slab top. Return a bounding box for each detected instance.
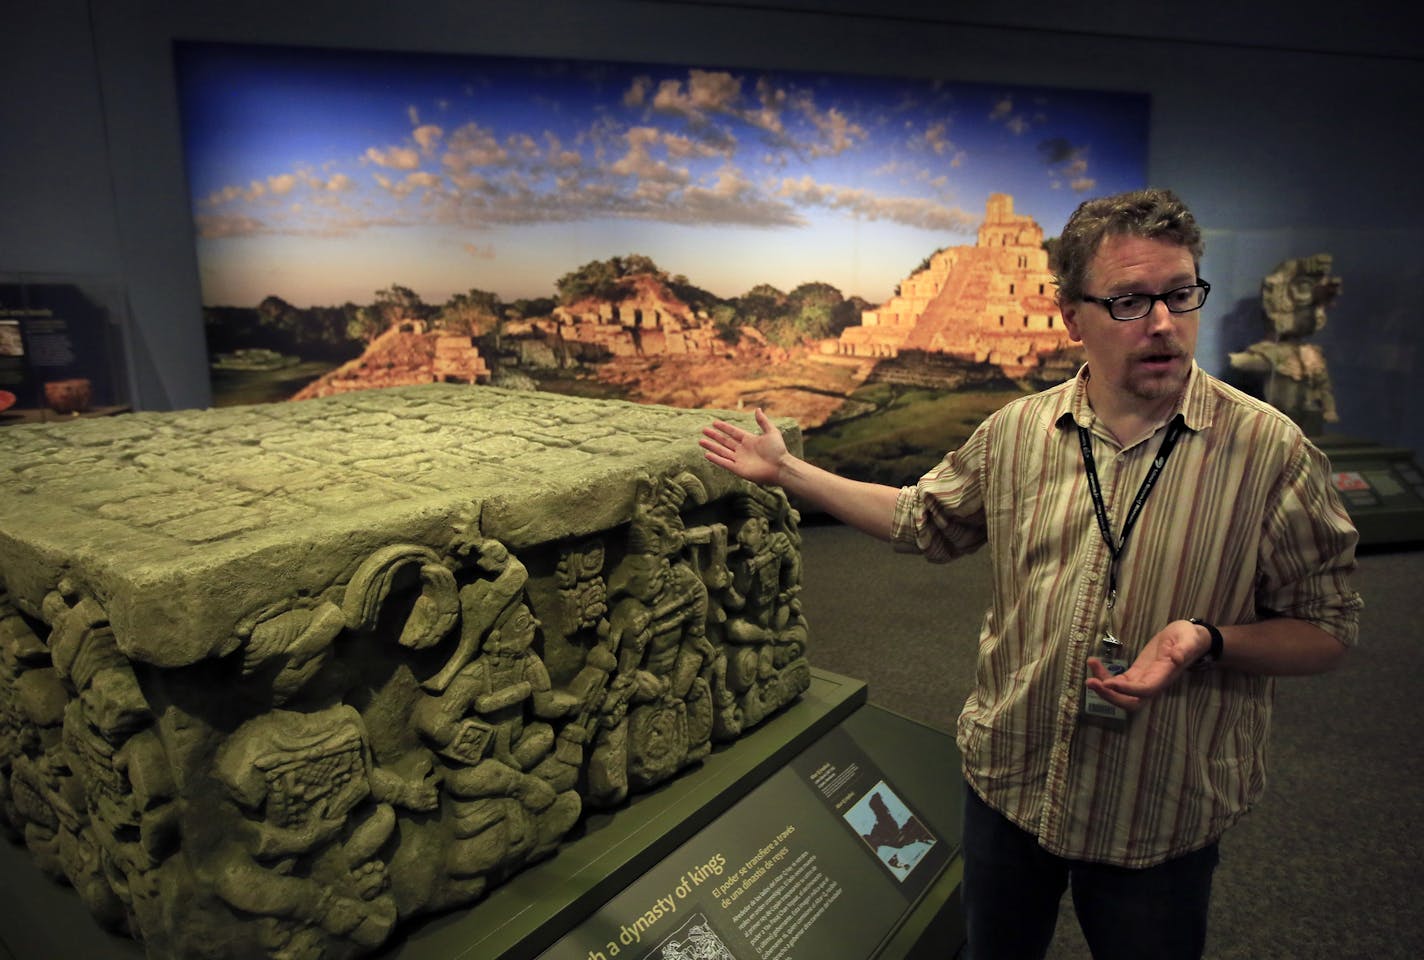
[0,384,792,668]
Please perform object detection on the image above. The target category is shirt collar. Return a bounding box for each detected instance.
[1053,361,1214,435]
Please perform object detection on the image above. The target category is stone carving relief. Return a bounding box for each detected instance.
[211,705,408,958]
[0,458,809,960]
[1228,253,1342,436]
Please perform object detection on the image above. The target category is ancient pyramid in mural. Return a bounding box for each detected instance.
[826,193,1082,379]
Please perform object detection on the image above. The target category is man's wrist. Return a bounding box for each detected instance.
[1187,618,1224,670]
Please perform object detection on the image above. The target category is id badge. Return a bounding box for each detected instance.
[1083,633,1128,722]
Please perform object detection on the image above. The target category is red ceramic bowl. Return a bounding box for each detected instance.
[0,390,15,413]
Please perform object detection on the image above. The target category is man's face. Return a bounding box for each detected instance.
[1062,234,1200,409]
[621,557,665,600]
[491,604,538,652]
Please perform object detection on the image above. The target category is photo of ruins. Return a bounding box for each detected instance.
[178,43,1147,485]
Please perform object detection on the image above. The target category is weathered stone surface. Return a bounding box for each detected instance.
[0,384,811,959]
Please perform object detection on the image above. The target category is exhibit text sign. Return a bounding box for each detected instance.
[540,724,951,960]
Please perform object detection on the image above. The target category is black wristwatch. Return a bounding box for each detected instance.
[1187,618,1223,670]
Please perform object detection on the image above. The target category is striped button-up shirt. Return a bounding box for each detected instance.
[891,363,1361,867]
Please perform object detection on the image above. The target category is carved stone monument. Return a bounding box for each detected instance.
[0,384,811,959]
[1228,253,1341,436]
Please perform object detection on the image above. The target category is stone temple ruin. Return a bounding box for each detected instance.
[0,385,810,959]
[551,277,723,362]
[826,193,1080,379]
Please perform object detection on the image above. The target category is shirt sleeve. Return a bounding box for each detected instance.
[1255,435,1363,645]
[891,415,992,562]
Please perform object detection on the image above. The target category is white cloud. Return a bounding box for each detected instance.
[778,175,977,232]
[651,69,745,127]
[749,77,788,138]
[413,124,444,154]
[365,145,422,170]
[687,70,743,114]
[448,170,491,193]
[631,178,681,205]
[664,131,731,160]
[915,120,956,156]
[988,95,1037,135]
[195,212,265,239]
[442,122,509,173]
[373,170,444,198]
[544,131,582,168]
[806,106,866,157]
[609,126,690,185]
[624,75,653,108]
[507,133,539,156]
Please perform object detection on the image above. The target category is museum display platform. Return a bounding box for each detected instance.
[1316,436,1424,546]
[0,668,966,960]
[0,385,826,958]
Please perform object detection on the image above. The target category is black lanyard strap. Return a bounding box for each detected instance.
[1077,413,1186,608]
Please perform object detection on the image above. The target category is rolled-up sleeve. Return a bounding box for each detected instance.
[891,417,991,562]
[1256,436,1363,645]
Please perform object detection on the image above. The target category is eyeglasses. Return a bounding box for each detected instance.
[1081,280,1211,321]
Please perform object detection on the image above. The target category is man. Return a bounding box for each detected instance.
[700,188,1361,960]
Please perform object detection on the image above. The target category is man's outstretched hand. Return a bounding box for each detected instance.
[1085,619,1211,712]
[700,408,787,486]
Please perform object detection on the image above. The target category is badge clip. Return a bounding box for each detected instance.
[1083,632,1129,722]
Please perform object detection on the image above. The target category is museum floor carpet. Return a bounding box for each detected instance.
[797,519,1423,960]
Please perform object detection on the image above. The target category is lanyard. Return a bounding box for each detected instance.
[1077,414,1186,609]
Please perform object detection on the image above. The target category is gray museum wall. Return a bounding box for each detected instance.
[4,0,1422,455]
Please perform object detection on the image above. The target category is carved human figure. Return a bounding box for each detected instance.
[0,591,55,840]
[211,704,435,958]
[425,539,527,695]
[1228,253,1341,435]
[16,581,158,933]
[411,546,583,905]
[414,601,578,775]
[716,491,810,727]
[586,472,737,802]
[1,592,78,881]
[585,569,656,806]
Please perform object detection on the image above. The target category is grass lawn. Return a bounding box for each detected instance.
[209,361,338,406]
[804,383,1028,486]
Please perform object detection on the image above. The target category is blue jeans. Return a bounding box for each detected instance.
[961,783,1218,960]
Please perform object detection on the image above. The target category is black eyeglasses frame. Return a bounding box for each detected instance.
[1080,280,1211,322]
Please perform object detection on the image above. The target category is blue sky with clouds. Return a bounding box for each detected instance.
[176,43,1148,308]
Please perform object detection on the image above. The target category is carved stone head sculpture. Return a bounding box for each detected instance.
[1261,253,1341,341]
